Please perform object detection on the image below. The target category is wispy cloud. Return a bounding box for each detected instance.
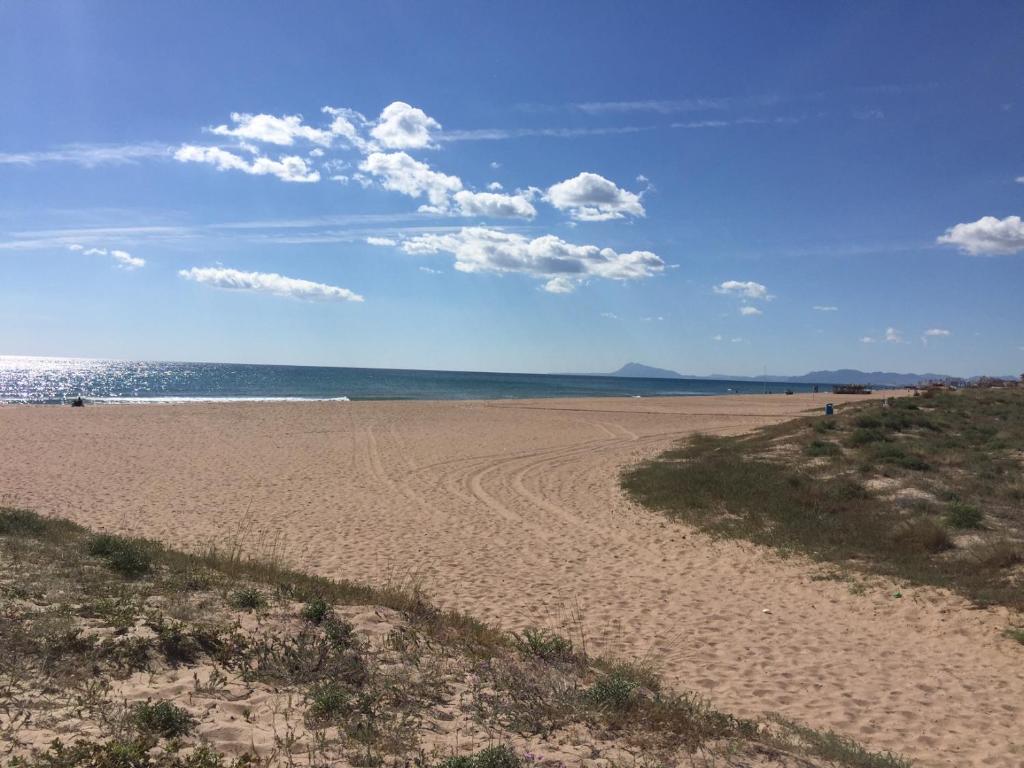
[813,305,839,311]
[922,328,951,345]
[366,236,397,246]
[67,243,144,269]
[672,115,804,129]
[179,267,364,302]
[572,97,742,114]
[437,125,652,142]
[739,306,762,316]
[0,143,174,167]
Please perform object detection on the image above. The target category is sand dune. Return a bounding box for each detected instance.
[1,393,1020,766]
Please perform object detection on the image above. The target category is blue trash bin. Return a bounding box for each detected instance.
[825,403,834,416]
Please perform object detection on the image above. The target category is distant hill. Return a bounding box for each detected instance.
[604,363,956,387]
[608,362,686,379]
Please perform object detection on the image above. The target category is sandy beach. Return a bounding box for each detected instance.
[1,393,1020,767]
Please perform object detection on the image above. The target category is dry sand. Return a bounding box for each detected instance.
[1,393,1021,767]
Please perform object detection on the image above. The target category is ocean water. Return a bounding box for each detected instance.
[0,356,824,404]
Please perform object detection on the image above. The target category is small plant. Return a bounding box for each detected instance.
[512,627,574,662]
[970,540,1023,570]
[229,587,266,612]
[323,615,355,647]
[437,745,521,768]
[1003,627,1024,645]
[305,681,352,726]
[301,596,332,624]
[891,518,951,554]
[806,440,841,457]
[88,534,152,577]
[130,699,196,738]
[584,673,639,712]
[847,428,889,447]
[946,502,983,529]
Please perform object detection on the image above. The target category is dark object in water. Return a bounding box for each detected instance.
[785,389,794,395]
[70,397,85,407]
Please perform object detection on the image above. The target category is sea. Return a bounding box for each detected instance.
[0,356,826,404]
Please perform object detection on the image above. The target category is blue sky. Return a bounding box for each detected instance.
[2,1,1022,377]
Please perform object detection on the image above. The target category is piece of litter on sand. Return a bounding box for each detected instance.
[762,608,772,614]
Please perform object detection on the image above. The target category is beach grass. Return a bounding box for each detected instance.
[622,388,1024,612]
[0,507,910,768]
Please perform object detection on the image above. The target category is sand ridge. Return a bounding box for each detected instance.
[1,393,1021,766]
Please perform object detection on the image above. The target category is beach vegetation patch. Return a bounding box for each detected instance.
[88,533,153,577]
[511,627,575,662]
[131,700,196,738]
[0,507,915,768]
[623,388,1024,611]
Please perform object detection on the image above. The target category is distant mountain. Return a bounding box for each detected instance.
[604,363,956,387]
[608,362,686,379]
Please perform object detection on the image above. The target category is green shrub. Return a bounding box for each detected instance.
[130,700,195,738]
[847,428,889,447]
[946,502,983,529]
[305,681,352,726]
[584,674,639,712]
[437,745,521,768]
[512,627,574,661]
[891,518,951,554]
[0,508,48,537]
[228,587,266,612]
[301,597,332,624]
[88,534,152,577]
[806,440,841,457]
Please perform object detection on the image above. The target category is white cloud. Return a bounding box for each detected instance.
[543,276,576,294]
[922,328,951,345]
[453,190,537,219]
[370,101,441,150]
[546,172,645,221]
[174,145,320,183]
[400,227,664,293]
[0,142,173,167]
[419,266,442,274]
[68,244,144,269]
[179,267,363,302]
[712,334,723,341]
[937,215,1024,256]
[813,305,838,311]
[1017,176,1024,184]
[110,249,145,269]
[885,327,903,343]
[739,306,762,316]
[714,280,770,299]
[861,336,876,343]
[309,148,325,158]
[366,236,397,246]
[321,106,371,152]
[486,181,503,191]
[602,312,619,319]
[490,161,501,169]
[731,337,743,343]
[209,113,333,147]
[358,151,462,207]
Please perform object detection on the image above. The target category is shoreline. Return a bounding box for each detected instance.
[1,388,905,407]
